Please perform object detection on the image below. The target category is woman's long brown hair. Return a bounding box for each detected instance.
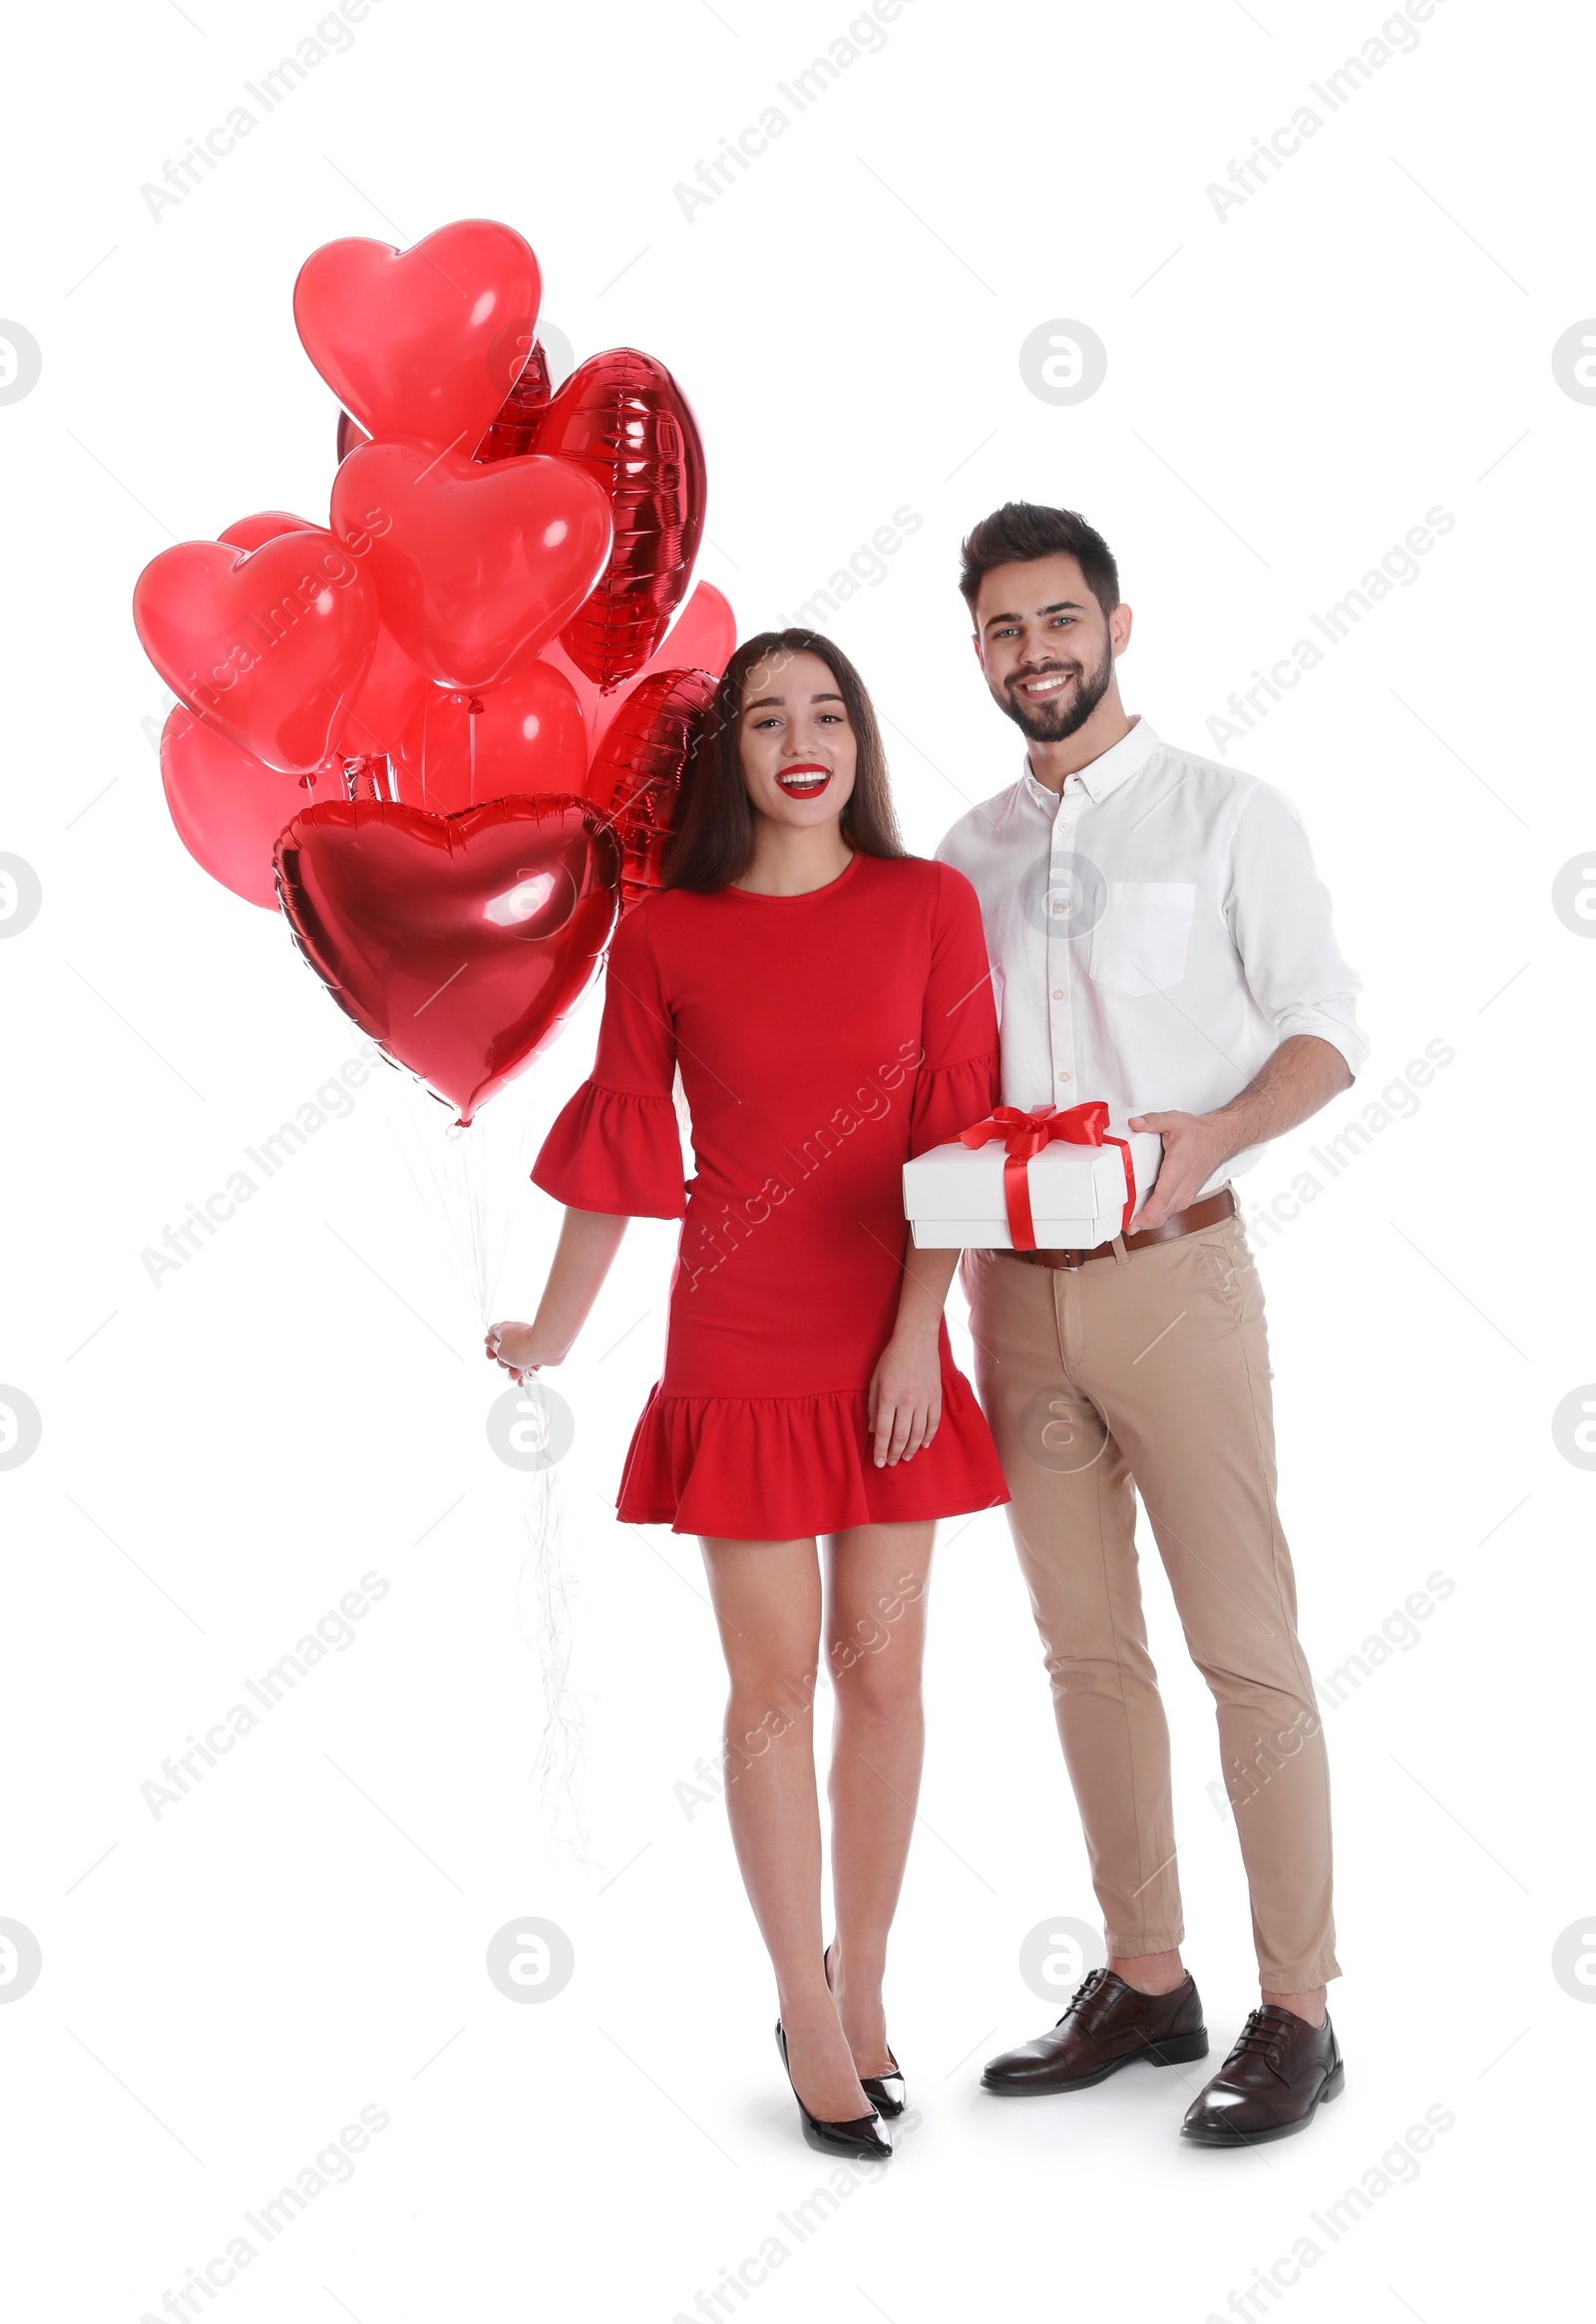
[659,628,906,893]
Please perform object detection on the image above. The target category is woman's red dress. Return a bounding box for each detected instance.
[532,851,1010,1539]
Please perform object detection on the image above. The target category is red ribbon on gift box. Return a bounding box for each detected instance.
[958,1101,1135,1252]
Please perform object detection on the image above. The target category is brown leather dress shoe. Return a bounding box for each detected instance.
[1181,2006,1344,2144]
[982,1968,1209,2095]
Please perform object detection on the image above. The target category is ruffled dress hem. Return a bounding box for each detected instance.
[614,1368,1012,1540]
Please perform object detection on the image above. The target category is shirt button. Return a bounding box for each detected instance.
[1060,822,1071,833]
[1050,902,1066,916]
[1057,1070,1071,1084]
[1052,988,1064,999]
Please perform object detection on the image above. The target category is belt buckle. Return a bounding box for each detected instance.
[1059,1248,1084,1272]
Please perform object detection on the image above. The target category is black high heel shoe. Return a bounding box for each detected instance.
[774,2022,891,2160]
[860,2060,907,2119]
[825,1944,907,2120]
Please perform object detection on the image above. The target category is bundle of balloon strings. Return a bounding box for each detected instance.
[380,1070,593,1864]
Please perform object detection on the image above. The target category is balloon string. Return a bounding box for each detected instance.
[469,1117,487,1320]
[377,1077,592,1859]
[516,1458,591,1863]
[466,1107,593,1861]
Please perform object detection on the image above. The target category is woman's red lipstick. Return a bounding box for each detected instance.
[776,761,831,797]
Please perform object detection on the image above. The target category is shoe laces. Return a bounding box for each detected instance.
[1055,1967,1108,2027]
[1226,2006,1295,2068]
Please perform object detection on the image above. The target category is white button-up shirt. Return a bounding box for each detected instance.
[936,716,1366,1192]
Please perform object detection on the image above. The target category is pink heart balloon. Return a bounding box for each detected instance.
[294,220,541,452]
[160,707,334,911]
[133,531,380,774]
[210,513,429,761]
[218,510,318,553]
[330,439,611,693]
[331,622,433,761]
[390,657,588,815]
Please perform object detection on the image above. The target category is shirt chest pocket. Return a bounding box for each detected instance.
[1089,882,1197,995]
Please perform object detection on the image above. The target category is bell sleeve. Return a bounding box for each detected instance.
[531,904,687,1219]
[909,862,1001,1157]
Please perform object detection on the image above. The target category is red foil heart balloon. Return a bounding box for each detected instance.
[330,439,611,693]
[133,531,380,773]
[161,707,335,911]
[336,411,370,465]
[585,667,718,912]
[274,795,620,1123]
[475,341,554,462]
[534,349,706,692]
[294,220,542,452]
[390,657,588,815]
[542,580,736,754]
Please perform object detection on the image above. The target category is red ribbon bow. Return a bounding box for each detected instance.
[958,1101,1134,1252]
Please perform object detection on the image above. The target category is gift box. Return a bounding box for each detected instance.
[903,1102,1164,1251]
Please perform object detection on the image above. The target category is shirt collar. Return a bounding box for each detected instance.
[1020,714,1160,813]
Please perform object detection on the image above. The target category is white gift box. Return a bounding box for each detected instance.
[903,1126,1164,1250]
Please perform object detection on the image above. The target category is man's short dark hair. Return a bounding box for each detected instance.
[959,502,1119,622]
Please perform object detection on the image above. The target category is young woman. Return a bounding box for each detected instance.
[486,629,1007,2159]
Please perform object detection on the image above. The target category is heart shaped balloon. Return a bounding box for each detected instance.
[133,531,380,773]
[647,581,736,695]
[274,795,620,1123]
[207,510,427,763]
[474,341,553,462]
[161,707,334,911]
[331,440,611,693]
[390,657,588,815]
[534,349,706,692]
[585,667,719,912]
[543,580,736,754]
[331,621,432,762]
[218,510,318,554]
[294,220,542,452]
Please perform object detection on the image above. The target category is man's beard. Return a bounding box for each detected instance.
[998,639,1113,743]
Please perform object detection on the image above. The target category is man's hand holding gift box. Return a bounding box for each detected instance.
[904,1101,1163,1253]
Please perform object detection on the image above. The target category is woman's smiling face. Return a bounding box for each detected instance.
[737,648,859,829]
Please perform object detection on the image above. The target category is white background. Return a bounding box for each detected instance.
[2,0,1591,2316]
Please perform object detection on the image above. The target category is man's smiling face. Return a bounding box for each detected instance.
[972,552,1130,744]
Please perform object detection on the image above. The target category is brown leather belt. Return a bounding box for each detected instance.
[1001,1186,1236,1271]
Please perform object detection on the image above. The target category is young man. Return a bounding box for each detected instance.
[937,502,1363,2144]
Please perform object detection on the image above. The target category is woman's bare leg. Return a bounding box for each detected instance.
[824,1520,935,2080]
[698,1534,870,2124]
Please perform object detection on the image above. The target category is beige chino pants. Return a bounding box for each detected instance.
[962,1206,1340,1992]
